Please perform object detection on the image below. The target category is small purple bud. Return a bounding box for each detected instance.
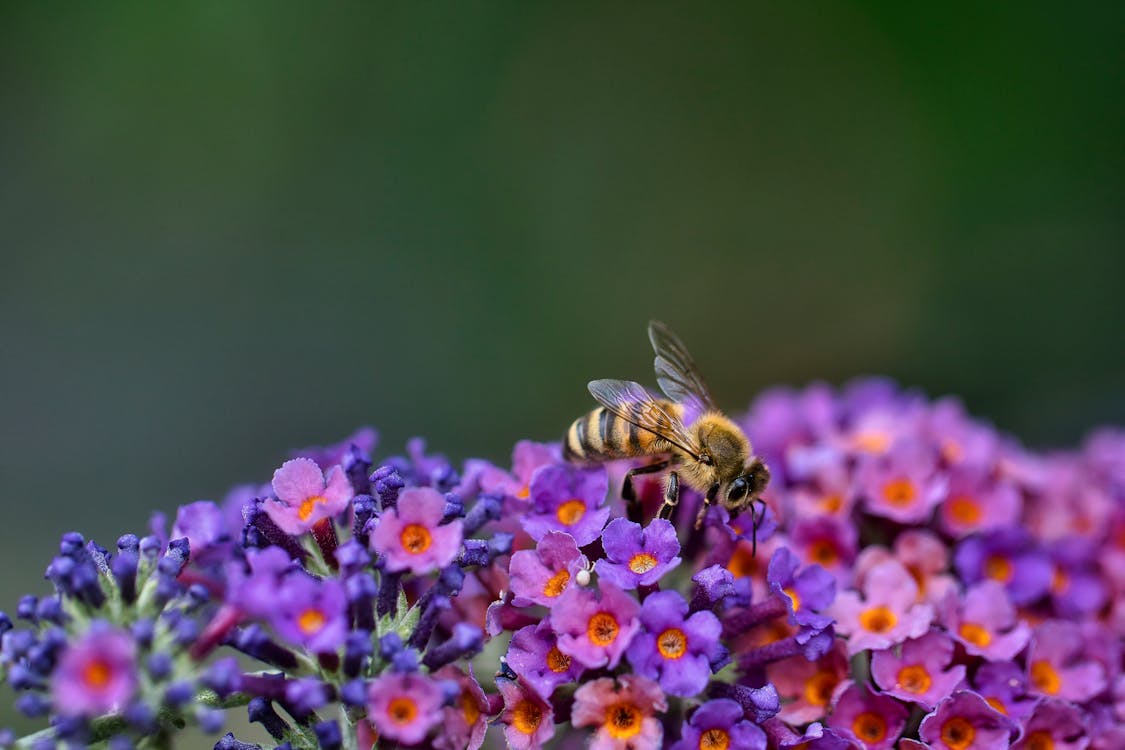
[391,647,420,673]
[283,678,332,720]
[0,612,11,635]
[35,597,64,625]
[340,679,367,708]
[406,594,450,650]
[158,538,190,577]
[462,494,502,534]
[460,539,490,567]
[691,565,736,611]
[131,619,155,648]
[60,532,86,555]
[139,535,162,560]
[117,535,139,553]
[147,653,173,680]
[370,465,404,509]
[125,703,157,733]
[214,734,261,750]
[164,681,194,708]
[442,493,465,522]
[186,584,211,611]
[108,737,135,750]
[15,693,50,717]
[351,495,377,544]
[203,657,242,697]
[248,697,289,741]
[17,596,38,622]
[313,721,342,750]
[111,550,139,604]
[197,707,225,734]
[8,663,46,690]
[379,632,404,660]
[335,540,371,572]
[344,631,372,678]
[422,623,483,670]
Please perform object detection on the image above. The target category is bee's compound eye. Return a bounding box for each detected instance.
[728,477,748,501]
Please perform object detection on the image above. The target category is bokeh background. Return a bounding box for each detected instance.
[1,1,1122,738]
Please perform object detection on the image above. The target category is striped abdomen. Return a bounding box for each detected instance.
[563,401,678,463]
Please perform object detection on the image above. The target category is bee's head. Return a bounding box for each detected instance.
[724,458,770,511]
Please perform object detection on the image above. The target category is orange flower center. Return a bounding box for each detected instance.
[727,544,758,578]
[859,605,898,633]
[400,524,433,554]
[984,555,1013,583]
[546,647,571,673]
[297,495,327,521]
[948,495,982,525]
[820,494,843,513]
[808,539,839,567]
[940,717,976,750]
[587,612,619,646]
[628,553,659,574]
[897,664,932,693]
[959,622,992,647]
[700,728,731,750]
[605,702,642,739]
[657,628,688,659]
[803,671,837,706]
[852,712,887,743]
[388,697,418,725]
[1025,730,1055,750]
[942,439,964,464]
[516,485,530,499]
[82,659,112,688]
[1051,567,1069,594]
[556,499,587,526]
[543,569,570,598]
[297,608,327,635]
[461,691,481,726]
[854,431,890,454]
[985,696,1007,715]
[1030,660,1061,695]
[512,699,542,734]
[882,478,917,507]
[783,586,801,611]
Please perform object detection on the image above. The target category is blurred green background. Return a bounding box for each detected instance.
[0,0,1122,738]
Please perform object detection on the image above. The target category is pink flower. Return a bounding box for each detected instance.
[572,675,667,750]
[366,672,444,745]
[370,487,463,574]
[938,469,1021,539]
[857,441,947,524]
[264,457,353,535]
[855,530,957,606]
[870,630,966,710]
[50,623,137,717]
[918,691,1015,750]
[827,683,907,750]
[828,559,933,656]
[940,581,1030,661]
[551,583,641,670]
[498,678,555,750]
[432,666,489,750]
[766,641,848,724]
[1026,620,1106,703]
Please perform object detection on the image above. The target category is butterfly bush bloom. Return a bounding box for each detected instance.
[3,377,1123,749]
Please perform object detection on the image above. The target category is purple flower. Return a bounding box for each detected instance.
[370,487,463,574]
[870,630,966,710]
[366,672,444,745]
[625,590,722,697]
[595,519,682,590]
[292,427,377,471]
[940,581,1030,661]
[508,531,587,607]
[522,464,610,546]
[473,440,558,500]
[265,457,354,536]
[972,662,1038,724]
[766,547,835,631]
[766,642,848,724]
[498,678,554,750]
[1047,536,1108,617]
[925,397,1000,470]
[1014,699,1089,750]
[918,691,1016,750]
[268,574,347,654]
[827,683,907,750]
[50,623,137,717]
[938,470,1021,538]
[551,583,640,669]
[670,698,766,750]
[171,500,230,565]
[432,666,489,750]
[858,440,947,523]
[506,620,584,698]
[790,516,858,586]
[828,559,933,656]
[1026,620,1106,703]
[954,527,1052,606]
[571,675,666,750]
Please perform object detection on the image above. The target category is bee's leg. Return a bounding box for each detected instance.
[751,498,767,556]
[622,460,670,523]
[693,483,721,530]
[656,471,680,522]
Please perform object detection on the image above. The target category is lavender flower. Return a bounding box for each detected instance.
[625,590,722,697]
[50,624,137,717]
[594,518,682,589]
[370,486,463,574]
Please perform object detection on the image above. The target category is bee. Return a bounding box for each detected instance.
[564,320,770,544]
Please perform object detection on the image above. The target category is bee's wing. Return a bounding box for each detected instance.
[587,378,704,458]
[648,320,718,418]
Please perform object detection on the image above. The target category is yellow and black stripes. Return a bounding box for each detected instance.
[563,401,675,463]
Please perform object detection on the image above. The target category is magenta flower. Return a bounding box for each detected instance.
[432,666,489,750]
[506,620,585,698]
[522,464,611,546]
[370,486,463,574]
[971,662,1038,724]
[938,469,1021,538]
[265,457,354,535]
[508,531,587,607]
[858,441,948,524]
[1013,699,1089,750]
[829,559,933,656]
[498,677,555,750]
[670,698,766,750]
[870,630,966,710]
[940,581,1030,661]
[918,691,1016,750]
[268,574,347,654]
[855,530,956,605]
[789,516,858,585]
[473,439,558,500]
[50,623,137,717]
[625,590,722,697]
[366,672,445,745]
[1026,620,1106,703]
[1047,536,1108,617]
[766,642,848,724]
[571,675,667,750]
[826,683,907,750]
[551,582,640,669]
[595,518,682,590]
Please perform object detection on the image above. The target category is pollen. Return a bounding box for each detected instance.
[387,696,418,725]
[859,605,898,634]
[82,659,112,689]
[726,543,758,578]
[958,622,992,648]
[656,627,688,659]
[517,485,530,499]
[1030,660,1061,695]
[782,586,801,611]
[984,555,1013,583]
[511,699,543,735]
[985,696,1007,715]
[820,494,843,513]
[546,646,571,673]
[297,494,327,521]
[882,478,917,507]
[460,691,480,726]
[297,608,327,635]
[587,612,620,646]
[400,524,433,554]
[1024,730,1055,750]
[851,712,887,744]
[700,728,731,750]
[802,671,837,707]
[543,569,570,598]
[628,553,658,574]
[556,499,587,526]
[947,495,982,525]
[604,702,642,740]
[896,664,932,694]
[940,717,976,750]
[1051,567,1069,594]
[807,539,839,567]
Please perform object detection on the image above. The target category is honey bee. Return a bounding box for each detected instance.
[564,320,770,542]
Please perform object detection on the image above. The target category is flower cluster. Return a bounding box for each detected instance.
[0,381,1122,749]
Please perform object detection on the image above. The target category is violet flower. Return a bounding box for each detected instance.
[595,518,682,590]
[625,590,723,697]
[370,486,464,574]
